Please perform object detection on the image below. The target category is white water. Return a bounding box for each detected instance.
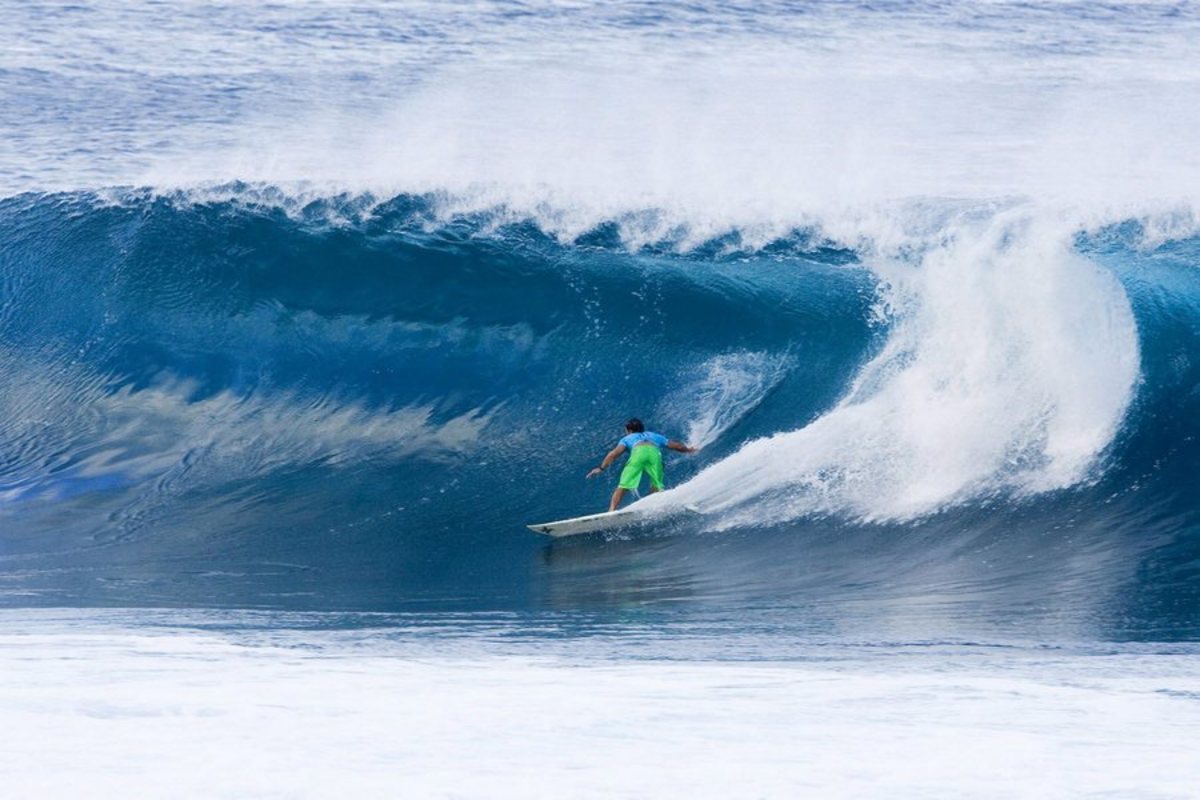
[7,3,1200,220]
[3,612,1198,799]
[652,209,1141,523]
[140,49,1200,247]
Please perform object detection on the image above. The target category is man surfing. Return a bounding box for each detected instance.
[587,418,697,511]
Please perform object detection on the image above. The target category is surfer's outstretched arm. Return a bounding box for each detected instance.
[667,440,697,453]
[587,444,627,479]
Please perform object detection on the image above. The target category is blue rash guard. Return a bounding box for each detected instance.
[619,431,669,450]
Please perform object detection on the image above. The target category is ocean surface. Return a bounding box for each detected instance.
[2,1,1200,796]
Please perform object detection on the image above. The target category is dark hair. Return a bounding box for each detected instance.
[624,418,644,433]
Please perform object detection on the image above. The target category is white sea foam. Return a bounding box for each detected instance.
[124,8,1200,241]
[2,613,1198,799]
[138,55,1200,245]
[1,1,1184,234]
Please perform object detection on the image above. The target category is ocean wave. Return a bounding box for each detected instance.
[0,188,1198,616]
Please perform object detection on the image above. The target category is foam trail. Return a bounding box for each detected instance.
[651,210,1140,524]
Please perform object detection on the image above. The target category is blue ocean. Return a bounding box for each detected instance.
[2,2,1199,796]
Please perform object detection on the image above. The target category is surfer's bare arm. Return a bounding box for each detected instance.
[587,444,627,478]
[667,440,697,453]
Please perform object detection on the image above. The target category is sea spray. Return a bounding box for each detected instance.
[651,209,1140,524]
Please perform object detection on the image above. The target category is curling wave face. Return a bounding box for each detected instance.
[0,189,1197,637]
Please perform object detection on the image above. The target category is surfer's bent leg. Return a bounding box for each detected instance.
[609,487,627,512]
[613,449,650,510]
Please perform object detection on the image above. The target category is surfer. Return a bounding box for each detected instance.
[587,418,696,511]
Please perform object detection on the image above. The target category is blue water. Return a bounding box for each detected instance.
[1,1,1199,646]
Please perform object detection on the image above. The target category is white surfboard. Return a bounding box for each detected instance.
[526,508,640,538]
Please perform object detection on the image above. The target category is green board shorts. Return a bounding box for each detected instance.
[618,444,665,491]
